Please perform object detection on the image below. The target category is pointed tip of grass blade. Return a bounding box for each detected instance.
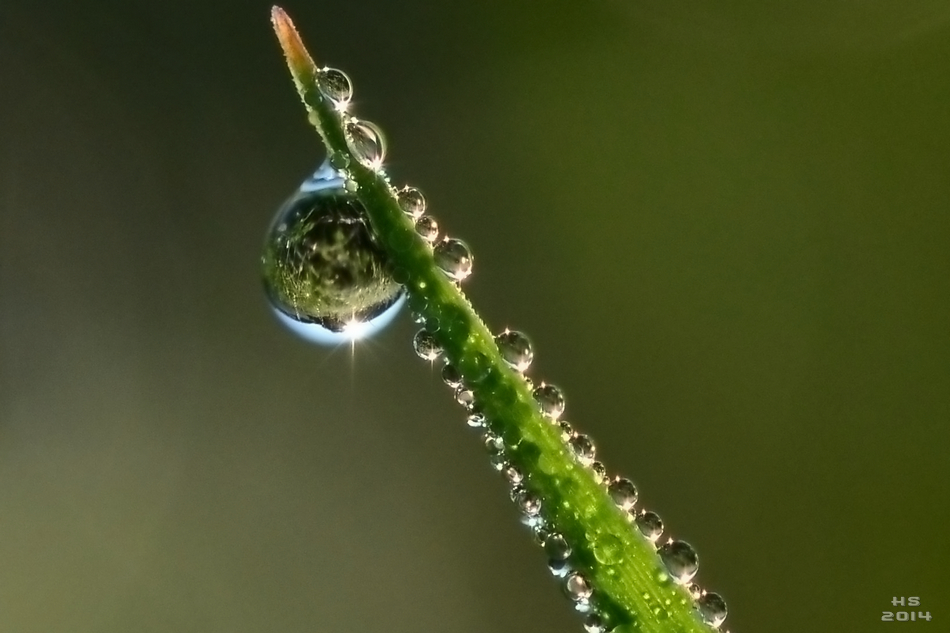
[271,5,316,83]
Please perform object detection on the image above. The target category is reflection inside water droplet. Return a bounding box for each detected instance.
[261,160,404,345]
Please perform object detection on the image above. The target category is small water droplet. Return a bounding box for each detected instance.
[549,556,571,578]
[511,486,542,516]
[315,67,353,105]
[329,151,350,170]
[583,613,606,633]
[441,362,462,387]
[455,386,476,410]
[607,478,639,511]
[495,329,534,372]
[696,592,727,628]
[635,511,664,543]
[591,461,607,485]
[262,160,404,345]
[484,432,504,455]
[557,420,575,441]
[503,465,524,485]
[569,434,596,466]
[396,186,426,219]
[433,238,473,281]
[413,329,442,361]
[685,583,702,600]
[658,540,699,584]
[414,215,440,242]
[543,532,572,560]
[564,572,593,603]
[592,533,624,565]
[344,118,386,170]
[533,383,566,419]
[490,453,507,472]
[466,411,485,428]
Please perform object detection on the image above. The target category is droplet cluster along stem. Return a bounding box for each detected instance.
[271,8,713,633]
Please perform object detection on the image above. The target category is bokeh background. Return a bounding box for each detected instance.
[1,1,948,632]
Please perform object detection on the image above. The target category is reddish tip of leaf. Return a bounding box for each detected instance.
[271,6,315,75]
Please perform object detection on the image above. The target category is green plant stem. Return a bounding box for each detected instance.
[271,7,711,633]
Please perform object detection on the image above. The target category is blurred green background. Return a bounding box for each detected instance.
[1,1,948,632]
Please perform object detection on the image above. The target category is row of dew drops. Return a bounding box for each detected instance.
[316,66,728,633]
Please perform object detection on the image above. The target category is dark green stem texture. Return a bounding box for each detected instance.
[271,7,713,633]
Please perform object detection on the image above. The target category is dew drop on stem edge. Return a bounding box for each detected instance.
[344,118,387,170]
[261,160,404,345]
[315,67,353,107]
[495,329,533,372]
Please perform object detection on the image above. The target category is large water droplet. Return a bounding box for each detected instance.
[434,238,473,281]
[412,329,442,361]
[495,329,534,372]
[564,572,593,603]
[262,161,404,345]
[696,592,728,628]
[658,540,699,584]
[635,511,664,543]
[533,383,566,419]
[608,478,639,511]
[396,186,426,219]
[316,67,353,106]
[344,118,386,170]
[569,434,596,466]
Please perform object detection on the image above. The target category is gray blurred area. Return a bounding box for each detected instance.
[1,1,949,631]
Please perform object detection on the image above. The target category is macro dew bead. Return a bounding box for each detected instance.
[261,160,405,345]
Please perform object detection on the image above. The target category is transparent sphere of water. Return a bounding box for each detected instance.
[344,118,386,170]
[564,571,593,602]
[635,510,664,543]
[495,329,534,372]
[569,433,596,466]
[396,186,426,219]
[415,215,440,243]
[607,477,639,511]
[315,67,353,106]
[261,160,404,345]
[412,329,442,361]
[696,591,728,628]
[533,383,566,419]
[434,238,473,281]
[658,540,699,584]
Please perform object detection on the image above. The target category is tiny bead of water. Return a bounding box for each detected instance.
[583,613,606,633]
[543,532,572,560]
[590,461,608,485]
